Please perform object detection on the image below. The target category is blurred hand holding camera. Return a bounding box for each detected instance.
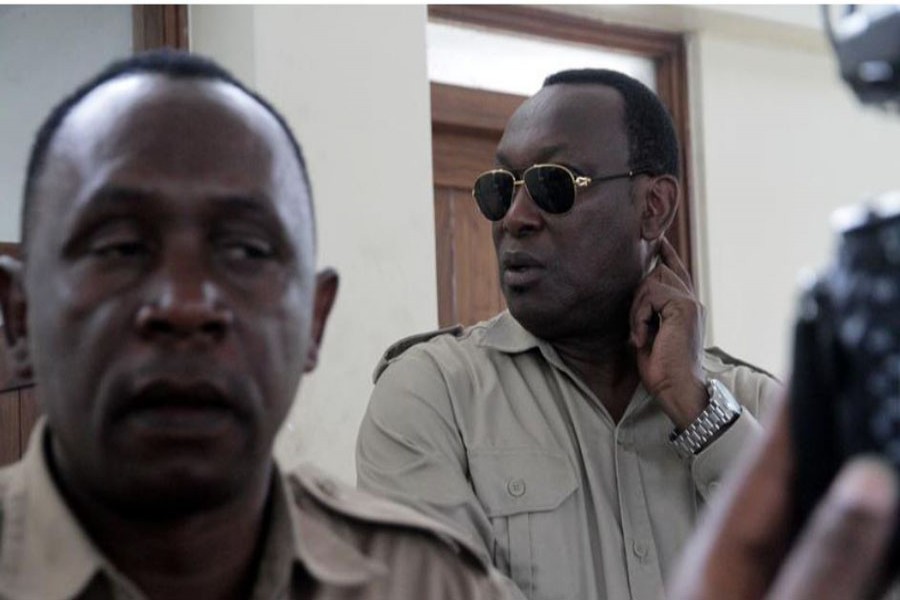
[669,397,898,600]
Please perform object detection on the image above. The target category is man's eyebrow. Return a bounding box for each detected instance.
[209,193,275,212]
[60,186,155,255]
[82,188,274,212]
[208,194,292,231]
[89,185,156,205]
[71,186,158,222]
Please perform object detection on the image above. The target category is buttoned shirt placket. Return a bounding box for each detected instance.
[536,341,665,600]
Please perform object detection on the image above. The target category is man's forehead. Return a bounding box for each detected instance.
[514,84,624,134]
[33,72,314,253]
[56,73,279,154]
[498,83,627,165]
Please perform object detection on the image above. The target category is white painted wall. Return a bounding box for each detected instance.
[0,6,131,243]
[694,32,900,378]
[191,6,436,482]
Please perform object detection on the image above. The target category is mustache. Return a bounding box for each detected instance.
[105,358,257,422]
[500,250,545,270]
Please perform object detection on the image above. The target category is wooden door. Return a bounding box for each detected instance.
[0,387,40,467]
[0,243,38,467]
[432,83,525,327]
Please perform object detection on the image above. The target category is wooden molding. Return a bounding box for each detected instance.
[428,5,683,58]
[431,83,526,190]
[432,82,525,135]
[0,243,20,259]
[133,5,189,52]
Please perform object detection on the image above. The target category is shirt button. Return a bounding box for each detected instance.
[507,478,526,497]
[317,477,338,498]
[633,540,649,561]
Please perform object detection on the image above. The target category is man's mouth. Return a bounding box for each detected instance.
[119,380,241,437]
[501,251,545,287]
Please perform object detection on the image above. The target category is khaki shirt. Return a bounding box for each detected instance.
[0,421,517,600]
[357,311,782,600]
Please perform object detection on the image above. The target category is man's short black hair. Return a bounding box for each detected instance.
[543,68,679,178]
[21,49,312,250]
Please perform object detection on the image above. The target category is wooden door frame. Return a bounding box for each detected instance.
[428,5,695,325]
[133,5,189,52]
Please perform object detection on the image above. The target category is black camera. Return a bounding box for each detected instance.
[791,196,900,569]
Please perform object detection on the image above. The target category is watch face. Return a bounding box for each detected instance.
[711,379,741,414]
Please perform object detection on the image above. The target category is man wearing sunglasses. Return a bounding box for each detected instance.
[357,69,781,599]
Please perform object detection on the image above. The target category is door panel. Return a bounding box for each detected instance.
[432,84,524,327]
[435,186,505,327]
[19,387,40,453]
[0,390,20,467]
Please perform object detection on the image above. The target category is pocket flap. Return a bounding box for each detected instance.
[467,448,578,517]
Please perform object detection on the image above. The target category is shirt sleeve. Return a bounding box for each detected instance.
[690,371,784,500]
[356,348,496,565]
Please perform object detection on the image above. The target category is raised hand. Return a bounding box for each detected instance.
[630,237,707,429]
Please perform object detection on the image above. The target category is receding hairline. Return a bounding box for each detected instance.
[498,82,629,162]
[55,72,304,169]
[21,50,317,256]
[26,71,317,259]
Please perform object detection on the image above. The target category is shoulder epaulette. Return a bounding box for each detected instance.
[289,466,489,571]
[372,324,464,382]
[705,346,779,381]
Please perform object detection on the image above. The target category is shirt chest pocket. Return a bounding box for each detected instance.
[467,449,579,600]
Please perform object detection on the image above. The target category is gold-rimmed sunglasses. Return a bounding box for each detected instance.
[471,163,648,221]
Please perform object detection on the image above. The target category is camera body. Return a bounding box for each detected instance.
[791,193,900,568]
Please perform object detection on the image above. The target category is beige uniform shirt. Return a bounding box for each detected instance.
[357,312,782,600]
[0,421,518,600]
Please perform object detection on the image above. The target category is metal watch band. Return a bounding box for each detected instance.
[670,379,742,459]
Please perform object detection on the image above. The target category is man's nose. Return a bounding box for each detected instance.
[135,254,233,343]
[502,182,543,237]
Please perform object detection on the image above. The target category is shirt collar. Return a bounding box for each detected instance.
[0,419,108,600]
[479,311,653,422]
[0,420,384,600]
[479,310,542,353]
[480,311,576,373]
[283,470,387,587]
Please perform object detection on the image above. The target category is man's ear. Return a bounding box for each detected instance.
[303,268,339,373]
[640,174,680,242]
[0,255,32,382]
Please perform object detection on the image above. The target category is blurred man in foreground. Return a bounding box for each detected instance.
[0,50,512,600]
[669,399,898,600]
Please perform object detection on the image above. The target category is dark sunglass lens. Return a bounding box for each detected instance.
[524,166,575,214]
[473,171,514,221]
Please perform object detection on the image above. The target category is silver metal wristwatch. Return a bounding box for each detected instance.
[670,379,742,459]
